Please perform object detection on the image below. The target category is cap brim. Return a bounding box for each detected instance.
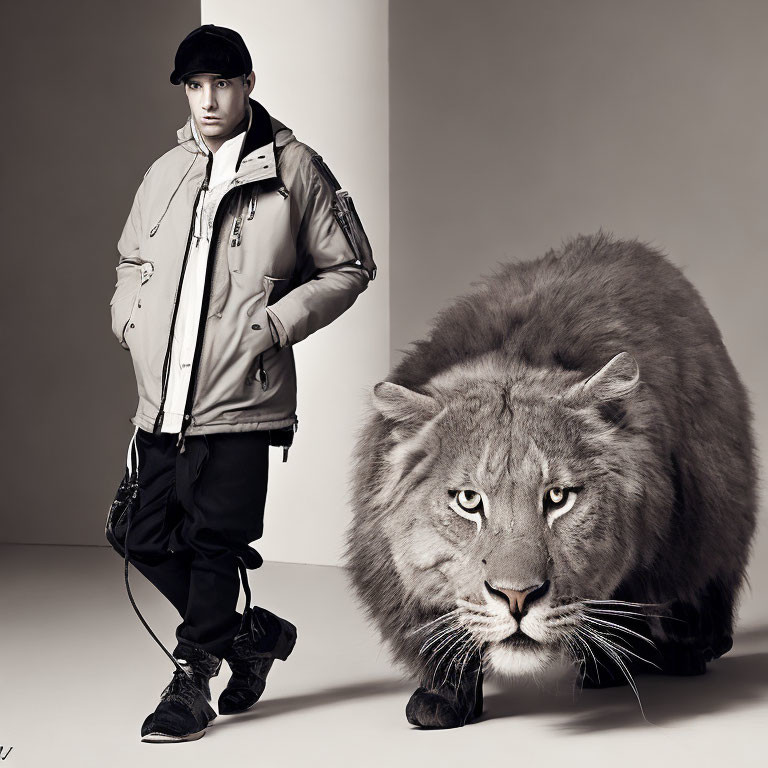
[170,69,241,85]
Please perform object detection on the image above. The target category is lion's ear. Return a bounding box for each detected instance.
[564,351,640,405]
[371,381,442,424]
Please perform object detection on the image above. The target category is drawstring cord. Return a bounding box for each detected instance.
[121,426,253,693]
[192,155,213,248]
[149,154,199,237]
[123,426,188,677]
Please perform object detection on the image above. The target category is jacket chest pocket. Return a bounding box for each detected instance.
[225,188,251,275]
[226,185,294,278]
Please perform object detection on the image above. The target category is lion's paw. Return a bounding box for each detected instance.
[406,687,469,729]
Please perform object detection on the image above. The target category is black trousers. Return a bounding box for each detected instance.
[126,427,270,659]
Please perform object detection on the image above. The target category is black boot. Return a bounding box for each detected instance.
[140,645,222,743]
[406,650,484,729]
[218,605,297,715]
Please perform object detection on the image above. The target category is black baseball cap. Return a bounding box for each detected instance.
[170,24,252,85]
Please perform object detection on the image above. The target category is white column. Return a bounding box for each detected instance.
[201,0,389,565]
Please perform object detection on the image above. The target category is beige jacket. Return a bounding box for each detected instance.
[109,98,374,438]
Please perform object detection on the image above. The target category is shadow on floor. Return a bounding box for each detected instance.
[210,627,768,733]
[483,626,768,732]
[212,677,415,730]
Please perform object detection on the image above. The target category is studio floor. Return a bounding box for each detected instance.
[0,543,766,768]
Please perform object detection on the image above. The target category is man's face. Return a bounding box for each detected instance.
[184,72,255,150]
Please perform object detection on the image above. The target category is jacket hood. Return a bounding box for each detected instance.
[176,97,294,171]
[148,99,293,239]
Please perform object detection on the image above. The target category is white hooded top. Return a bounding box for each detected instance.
[160,109,253,436]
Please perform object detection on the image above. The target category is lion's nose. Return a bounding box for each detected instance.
[486,580,550,620]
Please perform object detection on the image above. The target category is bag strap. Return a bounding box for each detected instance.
[121,428,199,681]
[120,427,252,682]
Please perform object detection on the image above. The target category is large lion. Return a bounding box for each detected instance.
[343,232,757,728]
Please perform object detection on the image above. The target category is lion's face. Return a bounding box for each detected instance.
[370,350,655,679]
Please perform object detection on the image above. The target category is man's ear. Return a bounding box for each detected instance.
[245,71,255,95]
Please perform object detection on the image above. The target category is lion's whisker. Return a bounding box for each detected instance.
[442,633,477,691]
[418,621,464,656]
[580,613,658,650]
[429,628,471,690]
[585,606,687,625]
[581,626,659,670]
[455,637,485,697]
[571,628,604,686]
[405,608,463,637]
[456,598,494,616]
[581,599,666,609]
[425,623,467,661]
[578,626,650,722]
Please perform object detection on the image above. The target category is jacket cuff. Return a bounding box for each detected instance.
[266,307,289,348]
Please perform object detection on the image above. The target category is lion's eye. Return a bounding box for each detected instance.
[448,488,485,531]
[547,487,566,506]
[543,486,581,526]
[457,489,482,512]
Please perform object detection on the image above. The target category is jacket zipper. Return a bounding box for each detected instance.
[156,144,291,449]
[178,179,260,451]
[152,152,213,435]
[178,148,290,448]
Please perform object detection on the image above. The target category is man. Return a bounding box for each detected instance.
[108,24,376,743]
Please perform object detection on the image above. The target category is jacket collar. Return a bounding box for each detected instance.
[149,99,292,238]
[176,97,293,172]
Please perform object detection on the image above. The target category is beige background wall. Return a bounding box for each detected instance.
[389,0,767,609]
[1,1,764,588]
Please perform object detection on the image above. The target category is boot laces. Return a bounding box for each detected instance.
[160,664,204,710]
